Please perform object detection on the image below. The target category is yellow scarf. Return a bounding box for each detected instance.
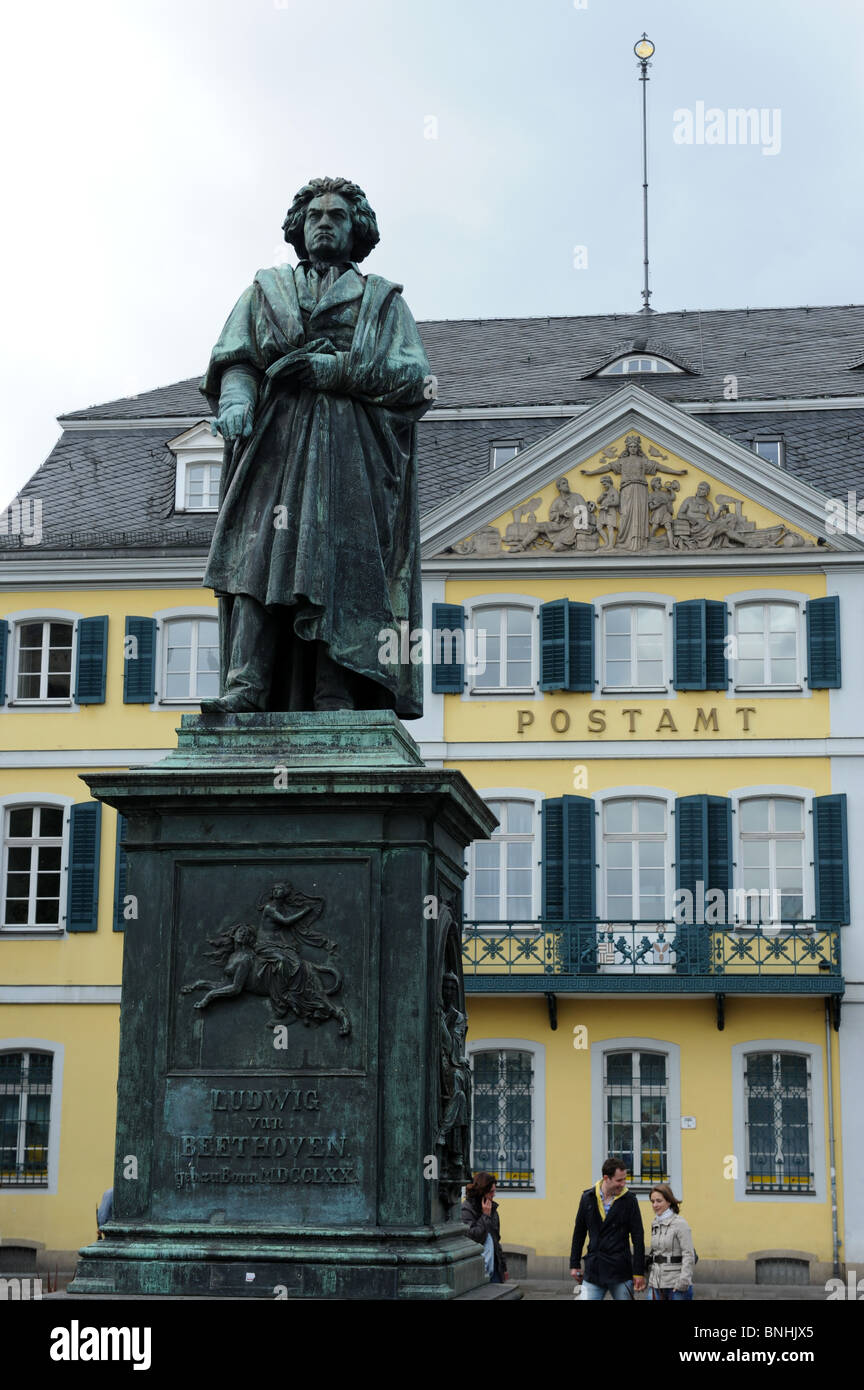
[595,1178,628,1221]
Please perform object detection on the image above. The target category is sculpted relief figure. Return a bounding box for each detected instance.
[581,433,687,551]
[199,177,431,715]
[595,476,620,549]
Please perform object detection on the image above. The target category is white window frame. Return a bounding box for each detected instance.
[489,440,522,470]
[3,609,83,710]
[729,785,814,929]
[599,356,682,375]
[597,593,672,696]
[753,439,785,469]
[591,1037,682,1202]
[731,592,804,694]
[0,794,73,936]
[466,788,542,924]
[731,1039,824,1204]
[150,606,220,708]
[170,422,225,514]
[462,594,540,700]
[179,457,222,512]
[466,1037,546,1199]
[0,1039,64,1194]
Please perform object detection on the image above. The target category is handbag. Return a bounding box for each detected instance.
[482,1232,495,1277]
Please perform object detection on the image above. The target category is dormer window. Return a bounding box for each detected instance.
[753,439,784,469]
[600,356,682,375]
[168,422,225,514]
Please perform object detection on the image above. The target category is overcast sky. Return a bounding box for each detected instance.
[2,0,863,508]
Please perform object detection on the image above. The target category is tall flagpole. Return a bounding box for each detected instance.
[634,34,655,315]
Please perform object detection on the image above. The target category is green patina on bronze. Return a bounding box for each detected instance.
[199,178,430,717]
[69,715,499,1300]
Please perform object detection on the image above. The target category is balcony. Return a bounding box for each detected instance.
[462,919,844,995]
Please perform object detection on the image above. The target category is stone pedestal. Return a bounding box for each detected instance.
[69,712,496,1299]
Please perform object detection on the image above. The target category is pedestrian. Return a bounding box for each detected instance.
[570,1156,646,1300]
[462,1171,509,1283]
[645,1184,695,1301]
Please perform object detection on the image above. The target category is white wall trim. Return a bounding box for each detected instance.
[730,1039,826,1204]
[590,1036,682,1205]
[0,1038,65,1195]
[466,1036,546,1200]
[0,987,121,1003]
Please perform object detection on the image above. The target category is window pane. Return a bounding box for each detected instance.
[606,1052,632,1085]
[505,803,532,835]
[738,606,764,633]
[474,842,499,869]
[638,840,664,869]
[606,841,631,868]
[775,840,802,868]
[636,607,663,634]
[605,802,633,834]
[8,808,33,837]
[771,660,797,684]
[507,842,532,869]
[640,1053,666,1085]
[740,800,770,832]
[737,659,764,684]
[606,608,630,635]
[49,623,73,648]
[773,801,802,832]
[638,661,663,686]
[606,635,630,662]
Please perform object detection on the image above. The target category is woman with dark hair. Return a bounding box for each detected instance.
[462,1172,508,1283]
[646,1184,695,1301]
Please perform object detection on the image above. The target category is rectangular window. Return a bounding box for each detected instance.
[184,462,221,510]
[603,606,664,689]
[0,1051,53,1186]
[490,442,521,470]
[14,621,73,701]
[603,799,666,922]
[745,1052,813,1193]
[604,1050,668,1186]
[472,608,533,691]
[738,797,805,924]
[163,618,220,701]
[754,440,784,469]
[471,1048,534,1190]
[2,805,65,928]
[472,800,534,922]
[735,603,799,687]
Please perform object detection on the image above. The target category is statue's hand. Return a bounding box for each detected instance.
[212,404,254,442]
[295,354,342,391]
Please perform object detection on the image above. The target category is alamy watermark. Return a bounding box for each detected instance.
[673,102,781,157]
[0,497,42,546]
[377,620,487,675]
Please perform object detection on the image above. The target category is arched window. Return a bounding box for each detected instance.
[469,799,536,923]
[600,356,681,375]
[602,604,666,690]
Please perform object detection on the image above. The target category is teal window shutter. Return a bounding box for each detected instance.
[431,603,465,693]
[539,600,568,690]
[0,621,7,707]
[68,801,102,932]
[74,616,108,704]
[123,617,157,703]
[539,600,594,691]
[113,814,128,932]
[673,600,706,689]
[568,602,595,692]
[542,795,596,973]
[705,600,728,690]
[674,794,731,972]
[806,597,841,688]
[813,794,849,924]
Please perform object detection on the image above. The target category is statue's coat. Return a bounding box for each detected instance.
[200,264,429,717]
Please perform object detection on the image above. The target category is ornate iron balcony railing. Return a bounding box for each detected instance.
[462,919,842,984]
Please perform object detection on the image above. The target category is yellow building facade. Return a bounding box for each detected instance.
[2,328,862,1287]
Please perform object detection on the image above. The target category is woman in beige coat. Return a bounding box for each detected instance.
[646,1184,695,1300]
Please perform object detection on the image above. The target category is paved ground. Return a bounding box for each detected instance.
[519,1280,828,1301]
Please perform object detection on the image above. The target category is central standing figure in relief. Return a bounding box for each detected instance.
[199,177,431,716]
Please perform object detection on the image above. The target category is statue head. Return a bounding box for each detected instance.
[696,481,710,498]
[600,477,612,491]
[555,476,571,495]
[624,432,642,454]
[651,476,664,490]
[282,177,381,263]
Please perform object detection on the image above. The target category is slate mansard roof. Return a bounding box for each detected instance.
[7,303,864,554]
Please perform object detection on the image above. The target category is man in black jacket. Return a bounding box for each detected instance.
[570,1156,646,1300]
